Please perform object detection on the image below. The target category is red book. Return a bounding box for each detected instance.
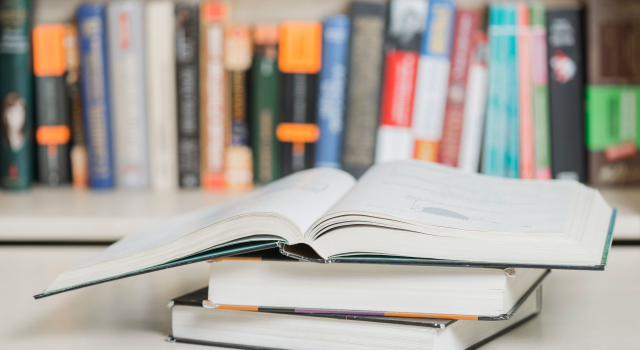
[379,50,420,128]
[438,9,480,167]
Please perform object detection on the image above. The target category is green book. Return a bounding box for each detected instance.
[0,0,32,190]
[251,27,280,184]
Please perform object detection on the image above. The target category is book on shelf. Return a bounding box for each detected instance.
[169,285,543,350]
[375,0,426,164]
[175,3,200,188]
[341,1,388,178]
[206,249,549,319]
[33,24,71,186]
[277,21,321,177]
[77,3,116,189]
[200,1,227,190]
[517,3,534,179]
[225,24,253,190]
[314,15,350,169]
[146,0,179,191]
[107,0,150,188]
[411,0,456,162]
[251,24,281,184]
[37,160,615,299]
[547,6,587,183]
[586,0,640,186]
[0,0,32,190]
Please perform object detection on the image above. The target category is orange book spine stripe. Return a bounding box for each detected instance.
[517,4,535,179]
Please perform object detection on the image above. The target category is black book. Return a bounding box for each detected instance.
[175,4,200,188]
[547,7,587,182]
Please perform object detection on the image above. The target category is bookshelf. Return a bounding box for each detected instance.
[0,185,637,242]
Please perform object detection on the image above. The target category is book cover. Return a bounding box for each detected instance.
[530,3,551,180]
[375,0,426,164]
[438,8,480,167]
[315,15,350,169]
[0,0,32,190]
[175,3,200,188]
[77,3,115,189]
[200,1,227,190]
[411,0,456,162]
[341,2,388,178]
[517,3,533,179]
[251,24,280,184]
[33,24,71,186]
[277,22,321,176]
[108,1,150,188]
[225,24,253,190]
[586,0,640,185]
[65,25,88,189]
[457,32,488,173]
[146,0,178,191]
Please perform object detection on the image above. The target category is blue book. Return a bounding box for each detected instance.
[314,15,350,168]
[504,4,519,178]
[77,4,115,189]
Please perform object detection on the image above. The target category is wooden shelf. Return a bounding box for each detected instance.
[0,185,637,242]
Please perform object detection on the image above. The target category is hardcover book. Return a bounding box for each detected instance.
[530,2,551,180]
[168,285,543,350]
[33,24,71,186]
[375,0,426,164]
[37,160,615,299]
[547,7,587,183]
[146,0,179,191]
[315,15,350,169]
[0,0,32,190]
[77,3,116,189]
[411,0,456,162]
[341,1,388,178]
[516,4,534,179]
[251,24,280,184]
[175,3,200,188]
[107,0,150,188]
[278,22,321,176]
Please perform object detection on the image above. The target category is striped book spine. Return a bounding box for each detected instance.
[530,3,551,179]
[411,0,456,162]
[517,3,534,179]
[77,4,115,189]
[315,15,350,169]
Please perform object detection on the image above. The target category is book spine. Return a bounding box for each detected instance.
[33,24,71,186]
[547,8,587,182]
[64,24,88,189]
[517,4,534,179]
[225,24,253,190]
[530,3,551,180]
[341,2,388,178]
[200,1,226,190]
[375,0,426,165]
[438,8,480,167]
[0,0,32,190]
[504,4,519,178]
[107,1,149,188]
[277,22,321,177]
[457,32,488,173]
[251,25,280,184]
[146,0,178,191]
[315,15,350,169]
[175,4,200,188]
[411,0,456,162]
[77,4,115,189]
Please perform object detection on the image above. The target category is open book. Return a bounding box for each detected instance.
[36,161,615,299]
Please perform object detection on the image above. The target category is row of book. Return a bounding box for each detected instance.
[0,0,638,191]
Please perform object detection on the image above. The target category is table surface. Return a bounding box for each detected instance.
[2,246,639,350]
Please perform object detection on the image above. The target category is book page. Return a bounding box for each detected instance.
[73,168,355,269]
[322,161,586,233]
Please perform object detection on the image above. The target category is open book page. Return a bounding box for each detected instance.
[320,161,590,234]
[73,168,355,270]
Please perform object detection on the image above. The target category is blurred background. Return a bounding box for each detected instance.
[0,0,639,246]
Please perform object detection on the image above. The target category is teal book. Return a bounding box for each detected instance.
[504,4,519,178]
[0,0,32,190]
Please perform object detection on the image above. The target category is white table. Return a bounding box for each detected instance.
[2,246,639,349]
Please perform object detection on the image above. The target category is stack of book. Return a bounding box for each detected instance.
[35,160,616,349]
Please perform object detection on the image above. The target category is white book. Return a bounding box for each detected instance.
[145,0,178,191]
[37,160,614,299]
[107,1,150,188]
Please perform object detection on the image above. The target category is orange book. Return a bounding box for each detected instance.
[517,4,535,179]
[278,22,322,74]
